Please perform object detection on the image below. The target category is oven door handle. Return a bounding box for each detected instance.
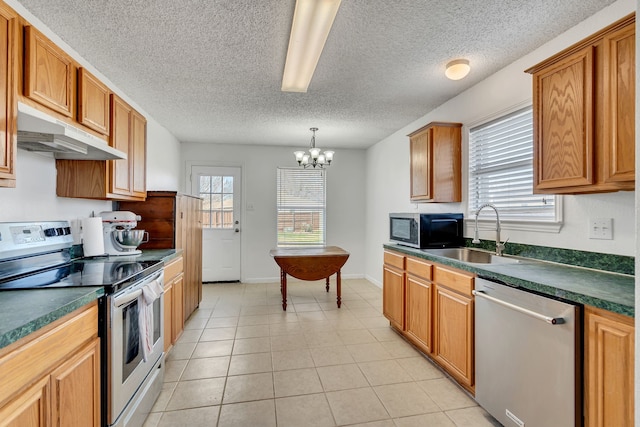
[114,289,143,307]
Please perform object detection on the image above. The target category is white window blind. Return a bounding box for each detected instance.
[469,106,556,220]
[277,167,326,246]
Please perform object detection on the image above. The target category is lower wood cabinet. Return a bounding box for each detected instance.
[0,302,100,427]
[433,271,474,392]
[383,249,475,393]
[164,255,185,352]
[584,305,634,427]
[382,250,405,331]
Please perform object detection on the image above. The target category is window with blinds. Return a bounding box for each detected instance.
[277,167,326,246]
[468,106,557,221]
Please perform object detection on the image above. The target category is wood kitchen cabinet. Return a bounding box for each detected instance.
[383,249,475,393]
[77,67,110,135]
[0,3,16,188]
[584,305,634,427]
[0,302,100,427]
[408,122,462,202]
[164,255,185,352]
[404,257,434,354]
[382,250,405,330]
[23,25,73,117]
[55,94,147,200]
[433,264,475,392]
[118,192,203,321]
[526,14,635,194]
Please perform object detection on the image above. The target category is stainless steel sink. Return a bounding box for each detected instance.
[422,248,520,265]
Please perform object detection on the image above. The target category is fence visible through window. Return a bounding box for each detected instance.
[200,175,234,229]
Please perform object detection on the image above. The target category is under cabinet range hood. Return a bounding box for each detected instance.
[16,102,127,160]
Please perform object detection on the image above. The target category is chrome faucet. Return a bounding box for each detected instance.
[472,203,507,256]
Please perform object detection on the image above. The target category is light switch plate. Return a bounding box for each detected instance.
[589,218,613,240]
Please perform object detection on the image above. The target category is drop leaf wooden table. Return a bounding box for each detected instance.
[269,246,350,311]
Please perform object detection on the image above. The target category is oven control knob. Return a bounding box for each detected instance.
[44,228,58,236]
[63,227,71,235]
[56,227,65,235]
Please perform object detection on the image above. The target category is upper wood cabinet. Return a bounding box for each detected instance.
[526,14,635,194]
[77,67,110,135]
[408,122,462,202]
[0,4,16,188]
[55,94,146,200]
[23,25,73,117]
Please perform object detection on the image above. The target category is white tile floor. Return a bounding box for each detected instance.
[143,279,501,427]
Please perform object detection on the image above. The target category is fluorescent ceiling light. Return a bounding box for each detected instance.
[281,0,342,93]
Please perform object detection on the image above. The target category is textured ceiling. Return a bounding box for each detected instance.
[15,0,616,149]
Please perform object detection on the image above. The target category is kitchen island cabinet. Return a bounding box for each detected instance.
[0,3,16,188]
[526,13,635,194]
[584,305,634,427]
[0,301,100,427]
[408,122,462,203]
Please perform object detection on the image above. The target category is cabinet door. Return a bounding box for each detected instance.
[131,109,146,198]
[585,306,634,427]
[603,24,635,184]
[434,285,473,388]
[109,94,132,196]
[409,128,431,201]
[382,265,405,330]
[0,376,49,427]
[405,274,432,354]
[163,281,173,352]
[50,338,100,427]
[533,46,595,191]
[77,68,109,135]
[0,5,15,188]
[24,26,73,117]
[172,274,184,342]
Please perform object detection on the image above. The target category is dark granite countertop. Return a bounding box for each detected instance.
[0,287,104,350]
[0,249,181,352]
[384,244,635,318]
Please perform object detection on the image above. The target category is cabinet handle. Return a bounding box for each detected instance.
[472,290,564,325]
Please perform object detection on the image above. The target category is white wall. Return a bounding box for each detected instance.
[365,0,636,286]
[180,142,366,283]
[0,0,182,224]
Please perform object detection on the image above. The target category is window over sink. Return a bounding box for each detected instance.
[468,105,561,229]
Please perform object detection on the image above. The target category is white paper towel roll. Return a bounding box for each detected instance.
[82,217,105,257]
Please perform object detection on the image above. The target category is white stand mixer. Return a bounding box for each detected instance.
[99,211,148,256]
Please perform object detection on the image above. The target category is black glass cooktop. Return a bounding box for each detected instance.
[0,258,163,293]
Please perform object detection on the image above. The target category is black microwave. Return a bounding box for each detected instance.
[389,213,464,249]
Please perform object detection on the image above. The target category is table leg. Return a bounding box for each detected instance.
[336,269,342,308]
[326,277,330,292]
[281,269,287,311]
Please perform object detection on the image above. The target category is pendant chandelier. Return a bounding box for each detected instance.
[294,127,334,169]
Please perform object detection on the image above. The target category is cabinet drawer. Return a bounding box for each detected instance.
[434,266,474,296]
[164,256,184,282]
[406,256,432,280]
[384,251,405,270]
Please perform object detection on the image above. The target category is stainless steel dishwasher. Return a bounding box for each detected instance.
[474,277,581,427]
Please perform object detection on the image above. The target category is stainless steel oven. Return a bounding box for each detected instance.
[107,269,164,427]
[0,221,166,427]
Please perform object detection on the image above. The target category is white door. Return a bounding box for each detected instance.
[191,166,241,282]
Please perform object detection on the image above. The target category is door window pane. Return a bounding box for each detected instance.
[200,175,234,229]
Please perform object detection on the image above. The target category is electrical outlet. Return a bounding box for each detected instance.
[589,218,613,240]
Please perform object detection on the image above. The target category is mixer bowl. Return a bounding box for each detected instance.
[112,229,148,248]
